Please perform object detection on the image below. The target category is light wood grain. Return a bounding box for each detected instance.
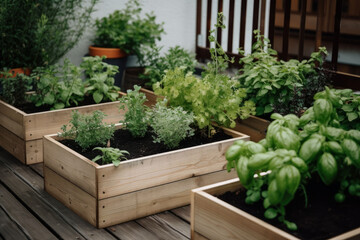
[0,124,25,163]
[0,99,25,138]
[98,170,237,228]
[139,88,163,107]
[25,139,43,164]
[234,116,270,142]
[44,167,97,227]
[43,135,97,197]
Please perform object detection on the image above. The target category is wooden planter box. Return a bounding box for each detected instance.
[139,88,270,142]
[191,178,360,240]
[43,126,249,228]
[0,96,126,165]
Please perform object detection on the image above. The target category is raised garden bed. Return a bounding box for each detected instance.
[43,125,249,228]
[191,178,360,240]
[0,95,126,165]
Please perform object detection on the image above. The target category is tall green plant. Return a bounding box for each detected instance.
[0,0,98,69]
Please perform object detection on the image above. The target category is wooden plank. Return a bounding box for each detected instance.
[298,0,307,60]
[43,135,97,197]
[107,221,159,240]
[25,138,42,164]
[196,0,202,47]
[97,134,246,199]
[329,228,360,240]
[315,0,324,49]
[238,116,269,132]
[282,0,291,60]
[0,99,24,138]
[171,206,191,223]
[0,163,86,239]
[268,0,276,45]
[252,0,260,47]
[98,170,237,228]
[239,0,247,49]
[29,162,44,177]
[227,0,235,52]
[0,207,29,240]
[0,149,116,240]
[193,231,209,240]
[331,0,343,71]
[206,0,213,48]
[139,87,163,107]
[24,101,124,141]
[0,184,56,239]
[44,167,97,228]
[232,124,265,142]
[136,215,189,240]
[151,211,190,238]
[0,124,25,163]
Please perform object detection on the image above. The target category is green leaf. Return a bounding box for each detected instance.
[264,104,273,113]
[264,208,278,219]
[93,91,104,103]
[257,89,269,97]
[347,112,358,122]
[342,104,354,112]
[54,102,65,109]
[263,197,271,209]
[113,159,121,167]
[44,93,55,105]
[92,155,102,162]
[284,220,298,231]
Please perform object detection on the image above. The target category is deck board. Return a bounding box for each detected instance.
[0,147,191,239]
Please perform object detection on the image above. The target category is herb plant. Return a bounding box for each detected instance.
[237,30,328,116]
[141,45,197,87]
[92,147,129,166]
[148,100,195,149]
[59,110,115,151]
[93,0,164,65]
[81,56,120,103]
[119,85,149,138]
[0,71,32,107]
[333,89,360,130]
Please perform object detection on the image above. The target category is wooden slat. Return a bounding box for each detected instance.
[252,0,260,47]
[0,124,25,163]
[43,135,97,197]
[227,0,235,52]
[0,162,86,239]
[44,167,97,227]
[0,184,56,239]
[239,0,247,49]
[0,99,24,138]
[196,0,202,47]
[0,207,29,240]
[29,162,44,177]
[298,0,307,60]
[268,0,276,45]
[282,0,291,60]
[331,71,360,91]
[331,0,343,71]
[107,221,159,240]
[98,170,237,228]
[315,0,324,49]
[217,0,223,45]
[25,139,42,164]
[171,206,191,223]
[140,87,164,107]
[206,0,213,48]
[151,211,190,238]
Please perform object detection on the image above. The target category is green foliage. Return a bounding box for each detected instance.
[335,89,360,130]
[92,147,129,166]
[93,0,164,65]
[237,30,328,116]
[30,59,85,110]
[148,100,194,149]
[0,71,32,106]
[154,13,255,135]
[141,45,197,87]
[119,85,149,138]
[81,56,120,103]
[0,0,98,69]
[59,110,115,151]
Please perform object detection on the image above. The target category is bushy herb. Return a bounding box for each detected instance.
[148,100,194,149]
[31,59,85,110]
[154,13,255,135]
[141,45,197,87]
[237,30,328,116]
[59,110,115,151]
[93,0,164,65]
[119,85,149,138]
[336,89,360,130]
[0,71,32,106]
[81,56,120,103]
[92,147,129,166]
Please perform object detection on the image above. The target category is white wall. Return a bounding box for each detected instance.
[62,0,197,66]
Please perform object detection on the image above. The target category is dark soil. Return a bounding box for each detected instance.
[218,177,360,240]
[60,128,232,165]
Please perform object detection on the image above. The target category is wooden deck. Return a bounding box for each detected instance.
[0,147,191,240]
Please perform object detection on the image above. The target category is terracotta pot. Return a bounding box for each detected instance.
[1,68,31,78]
[88,46,127,59]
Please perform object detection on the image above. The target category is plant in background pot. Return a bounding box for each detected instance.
[90,0,164,87]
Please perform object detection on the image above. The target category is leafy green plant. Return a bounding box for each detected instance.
[59,110,115,150]
[93,0,164,65]
[237,30,328,116]
[141,45,197,87]
[0,0,98,69]
[0,71,32,106]
[81,56,120,103]
[119,85,149,138]
[148,100,195,149]
[92,147,129,166]
[154,13,255,136]
[30,59,85,110]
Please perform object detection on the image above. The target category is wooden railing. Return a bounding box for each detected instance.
[195,0,360,90]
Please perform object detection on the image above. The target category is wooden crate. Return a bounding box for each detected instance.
[43,126,250,228]
[139,88,270,142]
[0,96,126,165]
[191,179,360,240]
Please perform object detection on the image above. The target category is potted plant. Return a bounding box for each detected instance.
[0,56,126,165]
[89,0,164,88]
[43,85,249,228]
[191,87,360,239]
